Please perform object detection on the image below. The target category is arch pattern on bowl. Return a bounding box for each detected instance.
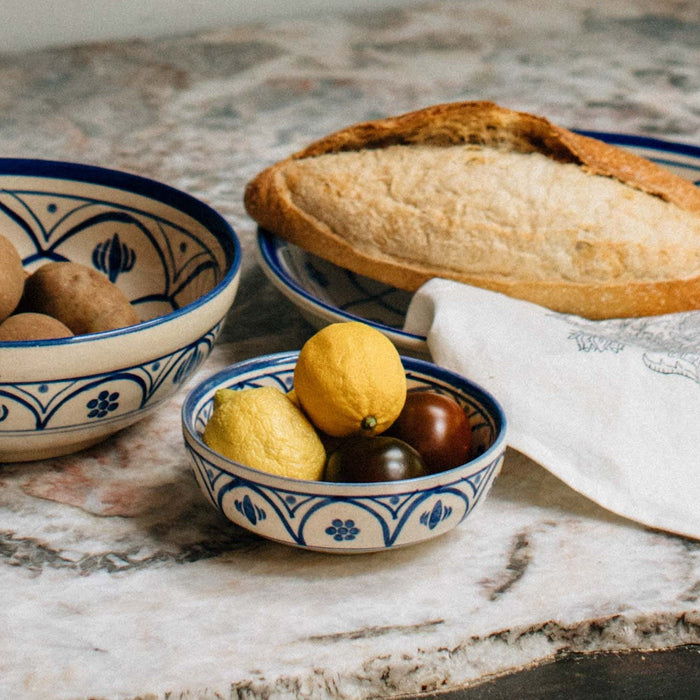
[0,323,221,434]
[189,445,503,552]
[1,180,225,319]
[0,160,241,461]
[183,353,507,553]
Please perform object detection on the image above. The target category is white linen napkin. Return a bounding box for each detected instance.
[404,279,700,540]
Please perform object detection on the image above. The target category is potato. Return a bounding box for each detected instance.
[22,261,140,335]
[0,233,25,322]
[0,312,74,341]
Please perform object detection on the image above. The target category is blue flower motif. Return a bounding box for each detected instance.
[325,518,360,542]
[235,495,266,525]
[86,390,120,419]
[420,500,452,530]
[92,233,136,283]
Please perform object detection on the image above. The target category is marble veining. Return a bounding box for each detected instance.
[1,1,699,698]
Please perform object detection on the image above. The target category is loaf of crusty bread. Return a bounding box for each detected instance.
[244,101,700,319]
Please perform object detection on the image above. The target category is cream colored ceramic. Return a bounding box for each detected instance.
[0,159,241,462]
[182,352,507,553]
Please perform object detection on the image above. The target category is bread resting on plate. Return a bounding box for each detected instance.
[244,101,700,319]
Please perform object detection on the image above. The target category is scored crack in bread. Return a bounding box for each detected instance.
[244,101,700,319]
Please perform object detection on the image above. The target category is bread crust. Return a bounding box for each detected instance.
[244,101,700,318]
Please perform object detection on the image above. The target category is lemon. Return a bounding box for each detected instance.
[202,386,326,480]
[293,321,406,437]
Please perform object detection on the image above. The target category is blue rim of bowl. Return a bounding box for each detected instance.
[256,131,700,346]
[0,158,241,347]
[182,350,508,489]
[256,228,419,343]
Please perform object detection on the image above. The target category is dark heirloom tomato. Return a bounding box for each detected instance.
[324,436,428,483]
[386,391,472,473]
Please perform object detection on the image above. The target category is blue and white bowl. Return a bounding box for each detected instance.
[182,352,507,553]
[0,159,241,462]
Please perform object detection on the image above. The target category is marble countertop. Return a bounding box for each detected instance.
[1,1,699,698]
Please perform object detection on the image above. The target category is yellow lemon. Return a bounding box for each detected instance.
[293,321,406,437]
[202,386,326,480]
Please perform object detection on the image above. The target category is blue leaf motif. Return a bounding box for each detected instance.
[174,348,202,385]
[420,500,452,530]
[242,495,257,524]
[428,500,443,529]
[92,233,136,283]
[235,495,266,526]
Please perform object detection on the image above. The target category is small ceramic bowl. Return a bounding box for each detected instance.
[0,159,241,462]
[182,352,507,553]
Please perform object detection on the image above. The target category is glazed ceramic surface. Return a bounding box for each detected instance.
[3,4,700,697]
[256,133,700,354]
[0,159,241,462]
[182,352,507,553]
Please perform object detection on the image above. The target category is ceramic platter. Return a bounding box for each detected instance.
[256,132,700,354]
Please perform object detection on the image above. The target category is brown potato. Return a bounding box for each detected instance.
[0,312,74,341]
[22,261,140,335]
[0,233,25,322]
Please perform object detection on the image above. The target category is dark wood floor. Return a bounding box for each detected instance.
[411,645,700,700]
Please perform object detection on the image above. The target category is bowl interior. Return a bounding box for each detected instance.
[184,352,506,486]
[183,352,507,551]
[0,159,239,324]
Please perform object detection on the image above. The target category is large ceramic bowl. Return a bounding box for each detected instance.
[0,159,241,462]
[182,352,507,553]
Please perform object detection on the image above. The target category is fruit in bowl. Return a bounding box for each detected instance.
[0,158,241,462]
[182,323,507,553]
[202,385,327,481]
[201,322,479,485]
[292,321,407,438]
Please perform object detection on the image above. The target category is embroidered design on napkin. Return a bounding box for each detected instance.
[561,312,700,385]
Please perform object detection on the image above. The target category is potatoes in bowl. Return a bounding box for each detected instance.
[0,159,241,462]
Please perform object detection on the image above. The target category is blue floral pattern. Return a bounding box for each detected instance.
[325,519,360,542]
[420,500,453,530]
[92,232,136,283]
[235,495,266,526]
[184,353,507,551]
[86,391,120,419]
[0,327,220,431]
[191,452,504,550]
